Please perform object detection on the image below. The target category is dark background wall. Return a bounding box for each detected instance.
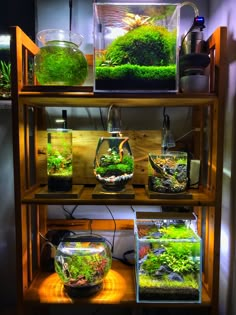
[0,0,35,39]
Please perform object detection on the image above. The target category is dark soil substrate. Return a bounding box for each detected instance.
[139,287,199,302]
[64,282,103,298]
[95,79,176,91]
[48,175,72,192]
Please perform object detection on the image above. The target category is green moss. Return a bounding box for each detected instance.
[95,155,134,176]
[96,64,176,81]
[139,273,199,289]
[35,41,88,85]
[104,25,176,66]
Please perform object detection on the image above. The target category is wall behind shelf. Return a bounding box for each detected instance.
[0,102,16,307]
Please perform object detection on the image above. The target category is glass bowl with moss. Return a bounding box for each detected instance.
[55,234,112,297]
[94,136,134,192]
[34,29,88,85]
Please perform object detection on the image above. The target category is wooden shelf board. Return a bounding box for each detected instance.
[18,92,217,108]
[22,185,215,206]
[24,260,210,307]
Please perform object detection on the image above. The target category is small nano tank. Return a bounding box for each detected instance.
[34,29,88,85]
[94,137,134,191]
[148,152,188,193]
[135,214,202,303]
[94,3,179,92]
[54,234,112,297]
[47,129,73,192]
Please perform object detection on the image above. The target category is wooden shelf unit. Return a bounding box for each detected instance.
[10,26,227,315]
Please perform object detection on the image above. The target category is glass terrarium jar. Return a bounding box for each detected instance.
[94,137,134,191]
[47,128,73,192]
[94,3,180,92]
[54,234,112,297]
[34,29,88,85]
[135,213,202,303]
[148,151,188,193]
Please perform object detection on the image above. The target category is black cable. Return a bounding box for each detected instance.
[62,204,78,219]
[105,205,116,253]
[99,107,106,130]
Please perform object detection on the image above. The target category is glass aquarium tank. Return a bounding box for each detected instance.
[94,136,134,191]
[135,212,202,303]
[94,3,180,92]
[34,29,88,85]
[148,151,188,193]
[47,129,73,192]
[54,234,112,297]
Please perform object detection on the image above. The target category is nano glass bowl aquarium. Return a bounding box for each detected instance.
[148,152,188,193]
[54,234,112,297]
[47,129,73,192]
[34,29,88,85]
[135,213,202,303]
[94,136,134,191]
[94,3,180,92]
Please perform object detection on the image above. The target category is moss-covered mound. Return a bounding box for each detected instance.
[104,24,176,66]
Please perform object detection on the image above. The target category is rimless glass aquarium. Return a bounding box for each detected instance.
[94,3,180,92]
[135,212,202,303]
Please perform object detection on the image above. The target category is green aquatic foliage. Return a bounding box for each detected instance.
[158,224,197,240]
[96,64,176,81]
[55,253,111,285]
[139,273,199,289]
[47,143,72,176]
[35,41,88,85]
[142,241,200,276]
[158,243,200,275]
[104,25,176,66]
[95,155,134,176]
[0,60,11,98]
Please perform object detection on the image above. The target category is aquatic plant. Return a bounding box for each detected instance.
[104,25,176,66]
[35,42,88,85]
[55,253,111,287]
[158,224,196,240]
[123,13,152,30]
[139,273,199,289]
[0,60,11,98]
[96,64,176,81]
[47,143,72,176]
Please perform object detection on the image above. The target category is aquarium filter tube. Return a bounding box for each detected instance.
[107,104,122,136]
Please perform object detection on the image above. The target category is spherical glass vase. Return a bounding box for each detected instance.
[94,137,134,192]
[34,29,88,85]
[54,234,112,297]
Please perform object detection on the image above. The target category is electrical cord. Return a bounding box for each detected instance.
[105,205,116,253]
[62,204,78,219]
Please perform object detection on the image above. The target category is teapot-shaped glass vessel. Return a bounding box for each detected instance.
[94,136,134,191]
[54,234,112,297]
[34,29,88,85]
